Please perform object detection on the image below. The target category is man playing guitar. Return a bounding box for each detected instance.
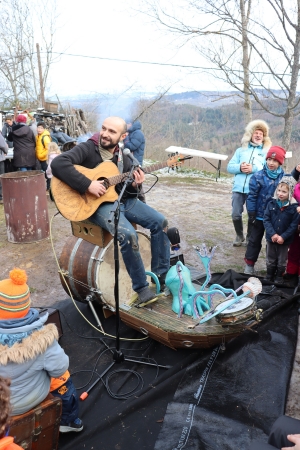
[51,116,170,304]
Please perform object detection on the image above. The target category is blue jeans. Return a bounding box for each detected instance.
[51,378,79,425]
[232,192,248,220]
[90,198,170,292]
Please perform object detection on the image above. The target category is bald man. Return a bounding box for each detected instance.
[51,117,170,304]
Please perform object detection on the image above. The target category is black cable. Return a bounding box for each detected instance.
[36,306,161,399]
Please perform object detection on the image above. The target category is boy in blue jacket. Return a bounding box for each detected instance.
[244,146,286,275]
[263,176,299,284]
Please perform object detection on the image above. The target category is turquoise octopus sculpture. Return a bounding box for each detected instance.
[166,244,262,321]
[166,244,216,319]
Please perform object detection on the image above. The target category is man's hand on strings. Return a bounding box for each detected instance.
[87,180,106,197]
[132,168,145,188]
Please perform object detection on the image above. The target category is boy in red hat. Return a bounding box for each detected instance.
[244,146,286,275]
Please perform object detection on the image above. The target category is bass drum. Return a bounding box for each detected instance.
[59,232,151,309]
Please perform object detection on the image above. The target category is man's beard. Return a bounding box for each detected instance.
[100,137,118,150]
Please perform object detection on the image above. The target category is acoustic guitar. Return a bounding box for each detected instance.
[51,154,191,221]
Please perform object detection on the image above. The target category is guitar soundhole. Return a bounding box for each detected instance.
[98,177,109,189]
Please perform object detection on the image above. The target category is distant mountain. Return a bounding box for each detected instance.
[165,91,240,108]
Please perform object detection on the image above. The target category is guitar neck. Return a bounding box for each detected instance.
[107,161,167,187]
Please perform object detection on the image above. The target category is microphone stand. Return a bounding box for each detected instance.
[80,163,171,401]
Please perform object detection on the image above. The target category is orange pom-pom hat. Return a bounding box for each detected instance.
[0,268,31,320]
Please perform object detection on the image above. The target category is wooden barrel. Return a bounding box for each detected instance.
[59,236,103,304]
[59,232,151,307]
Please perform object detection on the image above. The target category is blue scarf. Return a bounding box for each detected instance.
[276,199,289,208]
[264,162,283,179]
[0,309,41,347]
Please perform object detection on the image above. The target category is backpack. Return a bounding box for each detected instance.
[41,134,59,148]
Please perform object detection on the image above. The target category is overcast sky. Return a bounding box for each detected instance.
[47,0,228,99]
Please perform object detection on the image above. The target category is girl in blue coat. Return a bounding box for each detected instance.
[244,146,286,274]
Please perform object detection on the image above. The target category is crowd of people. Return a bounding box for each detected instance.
[227,120,300,293]
[0,113,300,449]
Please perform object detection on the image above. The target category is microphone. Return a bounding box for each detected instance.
[123,148,141,167]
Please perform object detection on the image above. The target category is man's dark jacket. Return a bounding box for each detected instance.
[124,121,145,165]
[51,133,138,199]
[8,124,36,168]
[2,122,14,148]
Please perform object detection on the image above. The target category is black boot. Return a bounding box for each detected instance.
[232,219,245,247]
[243,219,255,247]
[274,266,285,286]
[294,276,300,295]
[263,267,276,283]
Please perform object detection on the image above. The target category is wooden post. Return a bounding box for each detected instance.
[36,43,45,108]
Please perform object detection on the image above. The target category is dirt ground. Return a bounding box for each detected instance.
[0,174,299,418]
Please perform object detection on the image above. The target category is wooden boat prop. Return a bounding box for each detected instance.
[58,232,264,350]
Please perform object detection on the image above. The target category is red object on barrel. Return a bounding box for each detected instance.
[0,170,50,243]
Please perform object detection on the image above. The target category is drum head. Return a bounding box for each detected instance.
[97,231,151,309]
[216,297,254,316]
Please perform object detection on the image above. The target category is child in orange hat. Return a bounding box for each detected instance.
[0,268,83,433]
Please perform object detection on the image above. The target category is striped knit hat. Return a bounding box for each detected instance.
[0,268,31,320]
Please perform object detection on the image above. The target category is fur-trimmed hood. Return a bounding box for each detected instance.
[241,119,272,150]
[0,323,58,365]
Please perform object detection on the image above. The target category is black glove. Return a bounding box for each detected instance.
[248,213,256,225]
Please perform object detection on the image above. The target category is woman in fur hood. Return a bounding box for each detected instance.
[0,268,83,433]
[227,119,272,247]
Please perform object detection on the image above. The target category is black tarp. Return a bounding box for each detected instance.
[55,271,299,450]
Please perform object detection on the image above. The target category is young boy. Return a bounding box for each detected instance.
[244,146,286,275]
[0,268,83,433]
[36,121,51,190]
[263,176,299,284]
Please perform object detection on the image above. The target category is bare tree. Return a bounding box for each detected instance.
[0,0,58,108]
[141,0,254,123]
[141,0,300,150]
[245,0,300,151]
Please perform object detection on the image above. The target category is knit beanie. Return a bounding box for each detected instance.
[275,175,296,202]
[266,146,286,165]
[16,115,27,124]
[0,268,31,320]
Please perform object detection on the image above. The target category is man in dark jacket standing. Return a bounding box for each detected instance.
[8,115,36,171]
[1,115,14,148]
[124,120,145,166]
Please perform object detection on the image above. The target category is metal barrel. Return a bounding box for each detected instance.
[0,170,50,243]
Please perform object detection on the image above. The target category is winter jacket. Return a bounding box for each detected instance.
[124,121,145,165]
[291,166,300,182]
[227,143,266,194]
[0,312,69,415]
[36,130,51,161]
[246,166,284,219]
[46,153,59,178]
[263,198,299,245]
[1,123,14,148]
[0,133,8,162]
[7,124,36,168]
[51,133,139,199]
[51,130,74,144]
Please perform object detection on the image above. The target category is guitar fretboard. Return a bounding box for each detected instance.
[107,161,167,187]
